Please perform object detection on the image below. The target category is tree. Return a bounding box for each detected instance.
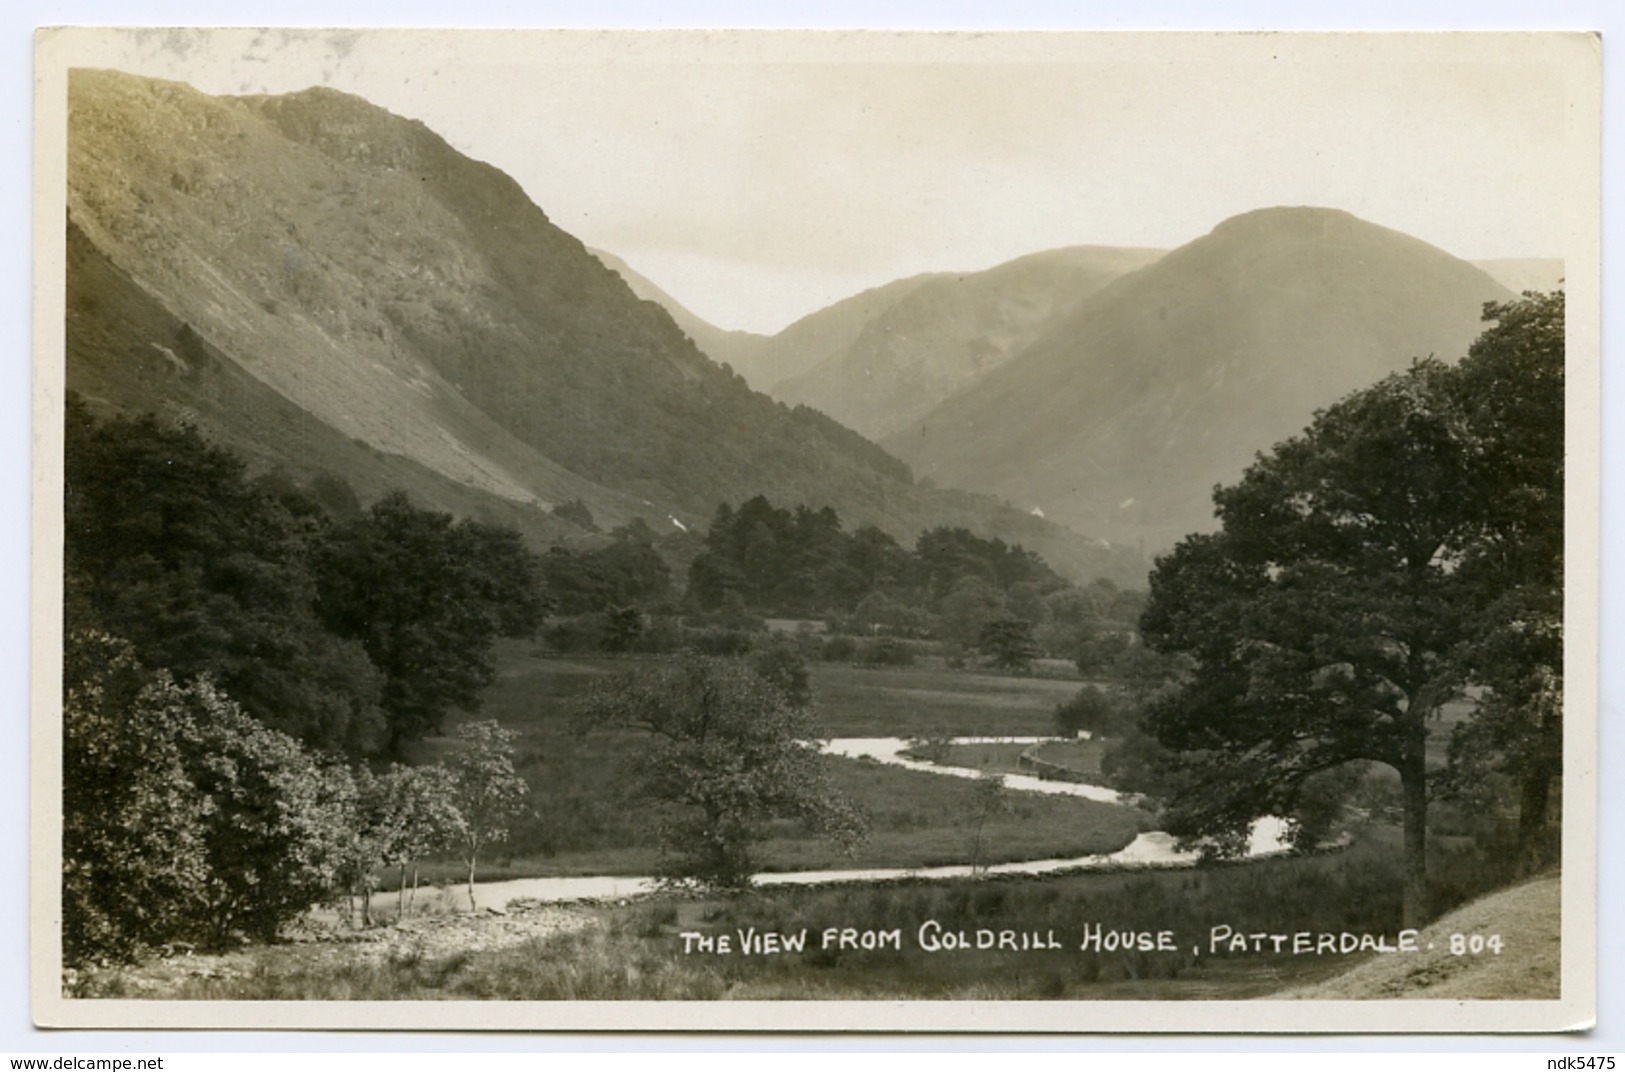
[936,575,1006,648]
[1141,359,1483,928]
[551,498,599,532]
[62,632,211,965]
[573,655,867,889]
[176,683,358,944]
[444,720,530,910]
[602,605,645,654]
[316,493,548,752]
[750,639,813,709]
[979,617,1038,673]
[1054,685,1121,738]
[1435,292,1565,862]
[62,629,361,960]
[1139,295,1564,927]
[375,764,463,919]
[64,397,385,755]
[968,770,1010,876]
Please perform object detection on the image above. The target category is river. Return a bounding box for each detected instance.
[454,736,1293,910]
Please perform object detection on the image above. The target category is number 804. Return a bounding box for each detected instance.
[1448,933,1504,955]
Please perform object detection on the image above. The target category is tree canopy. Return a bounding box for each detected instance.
[573,653,867,889]
[63,631,358,960]
[314,492,549,752]
[65,397,385,754]
[65,398,551,757]
[685,494,1065,621]
[1137,293,1563,927]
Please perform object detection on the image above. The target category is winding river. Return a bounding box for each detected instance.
[456,737,1293,910]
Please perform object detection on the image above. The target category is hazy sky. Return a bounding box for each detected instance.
[50,29,1594,332]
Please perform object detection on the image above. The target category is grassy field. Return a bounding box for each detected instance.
[398,646,1141,883]
[1029,739,1109,779]
[912,741,1033,775]
[901,737,1112,788]
[807,661,1080,737]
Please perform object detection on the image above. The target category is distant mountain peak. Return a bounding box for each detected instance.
[885,206,1516,552]
[1211,204,1361,229]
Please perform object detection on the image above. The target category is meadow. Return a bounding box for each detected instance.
[400,644,1143,884]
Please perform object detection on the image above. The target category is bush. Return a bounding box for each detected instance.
[543,614,608,654]
[858,637,915,667]
[64,632,355,962]
[686,628,756,657]
[821,635,858,662]
[1054,686,1123,737]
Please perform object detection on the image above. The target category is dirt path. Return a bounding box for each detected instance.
[1277,873,1562,1000]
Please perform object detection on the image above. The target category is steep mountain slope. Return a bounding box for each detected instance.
[65,69,1144,585]
[885,207,1516,551]
[65,216,612,544]
[772,246,1163,440]
[588,247,770,379]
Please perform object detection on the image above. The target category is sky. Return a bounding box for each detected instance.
[42,28,1594,333]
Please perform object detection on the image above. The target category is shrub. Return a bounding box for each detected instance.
[1054,686,1123,737]
[63,632,356,961]
[858,636,915,667]
[686,628,756,657]
[821,635,858,662]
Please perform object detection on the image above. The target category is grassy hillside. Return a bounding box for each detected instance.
[774,245,1163,440]
[886,207,1516,551]
[725,274,944,391]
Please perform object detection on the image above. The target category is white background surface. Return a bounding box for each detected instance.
[5,0,1619,1057]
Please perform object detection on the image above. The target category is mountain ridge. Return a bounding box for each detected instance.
[883,205,1518,551]
[770,244,1164,440]
[587,247,771,376]
[65,68,1146,585]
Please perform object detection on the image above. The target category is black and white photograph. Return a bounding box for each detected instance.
[29,26,1601,1033]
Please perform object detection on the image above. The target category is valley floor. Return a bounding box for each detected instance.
[65,655,1554,1006]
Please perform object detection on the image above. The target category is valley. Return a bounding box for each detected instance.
[54,60,1570,1014]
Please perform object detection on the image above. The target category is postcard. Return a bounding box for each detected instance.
[31,27,1600,1032]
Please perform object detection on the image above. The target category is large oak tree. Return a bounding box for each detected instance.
[1138,294,1563,928]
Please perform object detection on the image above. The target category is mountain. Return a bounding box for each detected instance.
[1473,258,1565,295]
[770,246,1163,441]
[65,69,1144,585]
[723,274,943,392]
[588,247,770,378]
[884,207,1517,551]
